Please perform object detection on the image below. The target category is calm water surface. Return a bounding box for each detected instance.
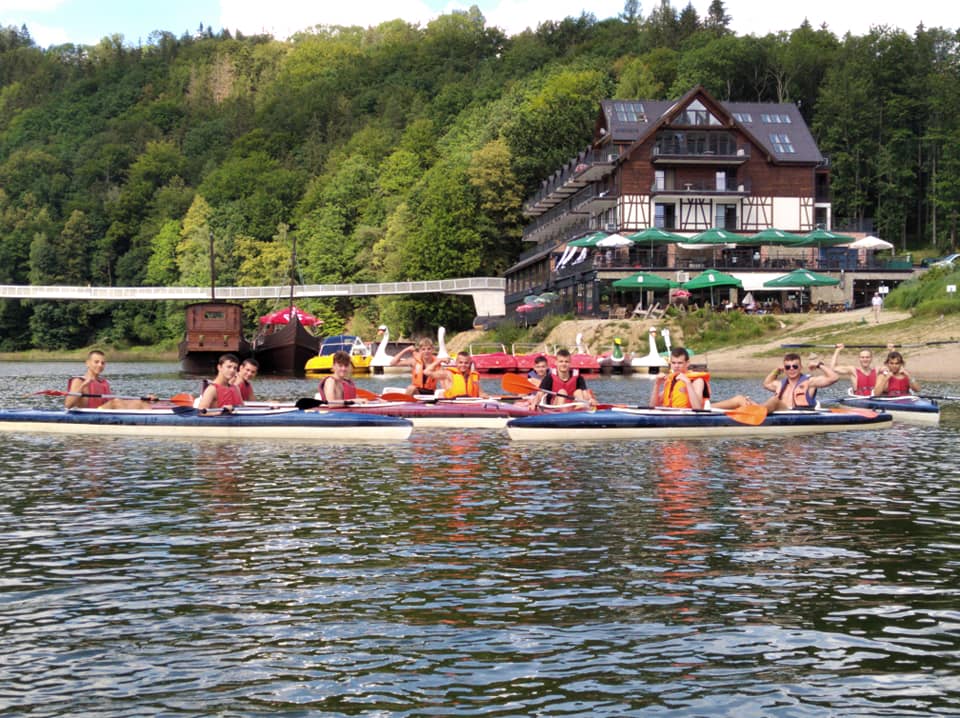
[1,363,958,716]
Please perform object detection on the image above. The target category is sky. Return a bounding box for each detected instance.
[0,0,954,49]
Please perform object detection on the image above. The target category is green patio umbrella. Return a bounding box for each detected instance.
[626,228,687,244]
[763,268,840,311]
[683,268,743,306]
[567,231,609,248]
[683,227,742,245]
[795,228,856,247]
[740,228,806,246]
[612,272,679,290]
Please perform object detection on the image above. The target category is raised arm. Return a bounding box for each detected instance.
[808,359,840,388]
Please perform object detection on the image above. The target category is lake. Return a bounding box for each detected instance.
[1,362,958,716]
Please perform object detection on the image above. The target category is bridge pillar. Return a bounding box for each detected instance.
[468,290,505,318]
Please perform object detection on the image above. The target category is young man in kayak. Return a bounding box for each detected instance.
[762,352,839,410]
[873,350,921,396]
[65,350,154,410]
[317,350,366,405]
[432,351,488,399]
[650,347,754,410]
[527,354,549,382]
[532,349,597,409]
[829,343,895,396]
[232,358,259,402]
[198,353,244,410]
[391,338,438,395]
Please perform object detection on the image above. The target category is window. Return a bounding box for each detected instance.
[654,170,665,191]
[770,133,795,153]
[680,99,722,126]
[733,112,753,123]
[761,113,793,124]
[715,171,727,192]
[613,101,645,123]
[655,203,676,230]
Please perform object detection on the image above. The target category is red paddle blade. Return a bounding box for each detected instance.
[724,405,768,425]
[355,388,380,401]
[167,393,195,407]
[830,406,878,418]
[501,373,539,395]
[381,392,418,402]
[28,389,68,397]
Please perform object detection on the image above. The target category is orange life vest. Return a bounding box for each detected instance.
[659,371,710,408]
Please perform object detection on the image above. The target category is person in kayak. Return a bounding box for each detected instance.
[650,347,754,410]
[532,349,597,409]
[197,353,244,410]
[829,343,894,396]
[432,351,488,399]
[873,350,921,396]
[318,350,366,405]
[232,357,259,402]
[65,349,155,410]
[762,352,839,410]
[391,338,438,396]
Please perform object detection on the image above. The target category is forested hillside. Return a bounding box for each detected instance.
[1,3,958,349]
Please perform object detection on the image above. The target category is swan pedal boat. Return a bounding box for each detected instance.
[325,397,537,429]
[506,406,892,441]
[0,406,413,441]
[831,394,940,425]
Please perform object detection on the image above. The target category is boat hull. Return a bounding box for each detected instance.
[470,352,518,374]
[328,399,537,429]
[253,316,319,376]
[0,408,412,441]
[834,395,940,424]
[178,302,252,374]
[507,407,892,441]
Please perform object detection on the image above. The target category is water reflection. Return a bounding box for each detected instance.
[0,365,958,715]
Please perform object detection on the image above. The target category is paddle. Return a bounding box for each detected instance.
[829,405,879,418]
[917,394,960,402]
[782,340,960,349]
[31,389,195,407]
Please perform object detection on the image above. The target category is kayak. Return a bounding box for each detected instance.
[832,394,940,425]
[0,407,413,441]
[506,406,892,441]
[322,398,538,429]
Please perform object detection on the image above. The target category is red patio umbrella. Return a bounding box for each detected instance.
[258,306,323,326]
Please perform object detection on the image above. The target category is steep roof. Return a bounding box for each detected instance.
[597,87,822,164]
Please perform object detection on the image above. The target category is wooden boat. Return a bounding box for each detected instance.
[321,397,537,429]
[506,406,892,441]
[178,302,252,374]
[832,394,940,425]
[469,343,518,373]
[252,312,320,376]
[0,407,412,441]
[305,334,374,376]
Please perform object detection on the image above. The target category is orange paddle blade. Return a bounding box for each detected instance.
[168,392,195,407]
[723,404,768,426]
[501,373,539,396]
[381,392,418,402]
[355,388,380,401]
[830,405,878,418]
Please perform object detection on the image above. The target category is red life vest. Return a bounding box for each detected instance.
[853,368,876,396]
[70,376,111,408]
[214,383,244,407]
[236,380,254,401]
[547,370,581,403]
[881,374,911,396]
[318,377,357,402]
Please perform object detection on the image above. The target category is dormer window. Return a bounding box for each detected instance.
[612,101,646,123]
[679,99,722,126]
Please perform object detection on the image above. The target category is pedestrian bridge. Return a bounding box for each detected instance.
[0,277,506,317]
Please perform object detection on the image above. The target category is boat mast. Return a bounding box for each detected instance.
[209,228,216,301]
[289,229,296,311]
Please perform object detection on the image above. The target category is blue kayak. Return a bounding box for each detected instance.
[832,394,940,425]
[506,406,892,441]
[0,407,412,441]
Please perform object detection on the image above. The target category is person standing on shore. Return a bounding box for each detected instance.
[871,292,883,323]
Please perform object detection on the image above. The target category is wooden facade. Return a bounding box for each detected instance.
[505,86,833,310]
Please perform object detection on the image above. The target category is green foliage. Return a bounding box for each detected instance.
[675,310,783,351]
[2,13,960,350]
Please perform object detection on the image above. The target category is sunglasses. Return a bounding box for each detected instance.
[783,363,801,369]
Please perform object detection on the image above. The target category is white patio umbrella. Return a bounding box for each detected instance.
[596,233,633,248]
[846,235,894,250]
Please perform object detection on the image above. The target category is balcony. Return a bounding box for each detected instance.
[650,178,752,196]
[523,147,619,217]
[651,144,750,165]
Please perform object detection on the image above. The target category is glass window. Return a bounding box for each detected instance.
[770,133,795,153]
[733,112,752,123]
[613,101,646,123]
